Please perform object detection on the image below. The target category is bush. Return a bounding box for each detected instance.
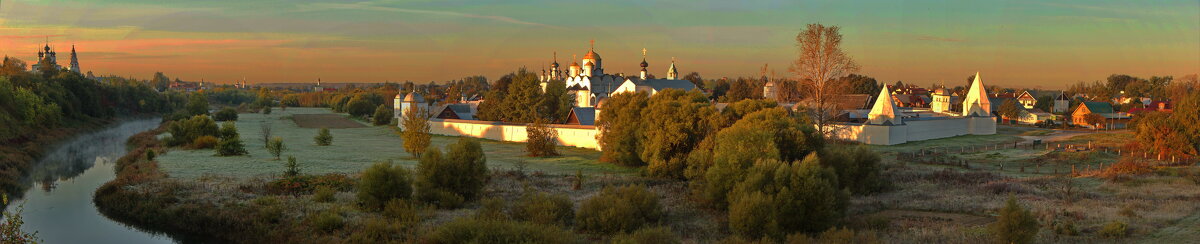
[989,195,1039,244]
[1098,220,1128,239]
[576,185,663,234]
[308,210,344,232]
[372,104,392,125]
[820,146,886,194]
[510,191,574,226]
[261,106,272,114]
[314,127,333,146]
[214,107,238,121]
[145,149,156,161]
[191,135,219,149]
[382,199,422,225]
[218,121,239,141]
[728,155,847,238]
[525,120,559,157]
[165,115,219,147]
[346,217,411,244]
[267,173,355,195]
[346,96,377,118]
[252,196,284,224]
[313,186,335,203]
[786,227,881,244]
[266,136,285,160]
[215,135,248,156]
[1051,219,1078,236]
[415,138,488,209]
[424,218,578,244]
[612,226,680,244]
[475,197,508,221]
[284,156,300,177]
[357,162,414,210]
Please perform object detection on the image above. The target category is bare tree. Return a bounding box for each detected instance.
[789,24,860,135]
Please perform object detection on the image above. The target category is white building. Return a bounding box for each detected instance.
[394,92,429,125]
[827,72,997,145]
[540,41,688,108]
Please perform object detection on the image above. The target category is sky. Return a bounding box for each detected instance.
[0,0,1195,89]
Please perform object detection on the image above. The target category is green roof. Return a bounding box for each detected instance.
[1081,101,1114,113]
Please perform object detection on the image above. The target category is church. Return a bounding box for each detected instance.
[538,41,695,108]
[30,43,82,74]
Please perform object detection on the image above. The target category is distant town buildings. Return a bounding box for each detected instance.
[31,42,82,74]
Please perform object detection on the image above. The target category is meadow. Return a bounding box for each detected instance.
[155,107,633,179]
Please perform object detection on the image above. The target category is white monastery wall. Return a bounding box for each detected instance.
[827,116,996,145]
[426,119,601,150]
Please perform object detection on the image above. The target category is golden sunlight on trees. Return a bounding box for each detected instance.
[789,23,859,135]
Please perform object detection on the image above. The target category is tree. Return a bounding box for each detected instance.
[1,195,40,243]
[539,78,574,122]
[841,74,880,95]
[357,161,414,210]
[989,195,1039,244]
[789,24,860,135]
[416,138,488,209]
[698,108,823,208]
[1033,96,1053,112]
[153,72,171,92]
[820,146,886,194]
[501,69,543,123]
[728,155,847,238]
[266,136,286,160]
[261,122,272,147]
[284,156,300,177]
[215,135,248,156]
[1083,113,1107,129]
[402,107,431,157]
[218,121,239,141]
[682,72,703,89]
[346,95,376,118]
[186,93,209,116]
[526,119,559,157]
[598,92,650,166]
[214,107,238,121]
[314,127,333,146]
[372,104,393,125]
[998,99,1023,124]
[640,89,717,179]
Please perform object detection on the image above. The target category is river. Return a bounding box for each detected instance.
[2,118,176,244]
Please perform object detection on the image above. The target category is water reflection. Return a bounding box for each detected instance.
[4,118,176,244]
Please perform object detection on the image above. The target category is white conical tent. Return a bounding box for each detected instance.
[962,72,992,117]
[868,87,903,125]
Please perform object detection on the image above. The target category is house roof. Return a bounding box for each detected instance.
[635,78,698,92]
[434,103,476,120]
[1081,101,1114,114]
[567,107,596,125]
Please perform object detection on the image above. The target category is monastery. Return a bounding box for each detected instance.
[30,42,82,74]
[826,72,997,145]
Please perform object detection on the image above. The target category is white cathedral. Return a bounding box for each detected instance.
[538,41,694,108]
[30,43,82,74]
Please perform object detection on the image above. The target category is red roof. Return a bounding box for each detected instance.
[1128,101,1172,114]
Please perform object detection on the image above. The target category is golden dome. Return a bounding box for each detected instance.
[583,50,600,60]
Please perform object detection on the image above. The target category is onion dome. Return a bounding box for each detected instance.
[640,58,648,68]
[403,92,424,102]
[570,61,580,68]
[583,49,600,60]
[584,61,593,67]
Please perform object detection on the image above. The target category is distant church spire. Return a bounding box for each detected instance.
[666,57,678,80]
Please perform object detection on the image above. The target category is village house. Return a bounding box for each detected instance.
[1071,101,1131,129]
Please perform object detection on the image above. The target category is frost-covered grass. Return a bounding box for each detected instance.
[157,107,632,179]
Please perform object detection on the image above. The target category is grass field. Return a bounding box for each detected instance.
[156,107,632,179]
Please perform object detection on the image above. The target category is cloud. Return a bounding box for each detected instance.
[916,35,967,43]
[298,2,559,29]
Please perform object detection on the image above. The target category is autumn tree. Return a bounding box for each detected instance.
[998,99,1023,124]
[598,92,650,166]
[789,24,860,135]
[402,106,431,157]
[639,89,717,179]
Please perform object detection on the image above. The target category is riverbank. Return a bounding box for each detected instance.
[1,117,123,205]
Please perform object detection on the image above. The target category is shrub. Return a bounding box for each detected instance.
[314,127,333,146]
[1098,220,1128,239]
[215,135,248,156]
[639,89,718,179]
[261,106,272,114]
[313,186,335,203]
[382,199,421,225]
[308,210,344,232]
[357,162,414,210]
[525,120,559,157]
[820,146,886,194]
[401,106,431,157]
[284,156,300,177]
[786,227,881,244]
[598,92,649,167]
[475,197,508,221]
[576,185,663,234]
[1051,219,1078,236]
[145,149,156,161]
[346,217,410,244]
[424,218,578,244]
[728,155,847,238]
[252,196,284,224]
[261,122,272,147]
[728,191,777,238]
[510,191,574,226]
[612,226,680,244]
[415,138,488,209]
[218,121,239,141]
[165,115,219,147]
[989,195,1039,244]
[191,135,219,149]
[372,104,392,125]
[347,96,376,118]
[214,107,238,121]
[267,173,355,195]
[266,136,285,160]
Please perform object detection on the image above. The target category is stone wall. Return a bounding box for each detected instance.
[826,116,997,145]
[425,119,601,150]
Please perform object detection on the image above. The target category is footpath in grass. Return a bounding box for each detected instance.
[156,107,633,179]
